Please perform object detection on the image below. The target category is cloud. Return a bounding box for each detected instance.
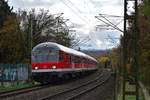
[9,0,61,9]
[8,0,124,50]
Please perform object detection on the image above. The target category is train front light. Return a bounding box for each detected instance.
[52,65,56,69]
[35,66,38,70]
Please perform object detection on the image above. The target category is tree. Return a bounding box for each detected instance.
[0,15,24,63]
[0,0,13,26]
[138,0,150,86]
[0,1,25,63]
[18,9,71,47]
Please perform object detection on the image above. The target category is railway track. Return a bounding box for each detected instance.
[0,70,100,99]
[0,69,110,100]
[39,70,110,100]
[0,71,100,100]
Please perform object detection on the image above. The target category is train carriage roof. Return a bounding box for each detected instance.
[32,42,97,62]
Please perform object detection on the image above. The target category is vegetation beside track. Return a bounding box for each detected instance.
[117,81,145,100]
[0,82,35,93]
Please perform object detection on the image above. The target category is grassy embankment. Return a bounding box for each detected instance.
[0,82,36,93]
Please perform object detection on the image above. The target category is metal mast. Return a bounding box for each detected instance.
[123,0,139,100]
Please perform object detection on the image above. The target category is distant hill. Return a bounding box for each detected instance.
[81,50,108,58]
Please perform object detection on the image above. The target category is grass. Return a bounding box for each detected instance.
[0,82,35,93]
[126,96,136,100]
[125,82,136,92]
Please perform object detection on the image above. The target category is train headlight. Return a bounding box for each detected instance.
[52,65,56,69]
[35,66,38,70]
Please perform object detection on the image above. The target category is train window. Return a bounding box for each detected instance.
[63,52,66,60]
[68,54,71,63]
[78,57,81,63]
[83,59,84,63]
[71,55,74,63]
[82,58,85,63]
[74,56,77,63]
[59,51,64,61]
[32,47,59,62]
[89,60,91,64]
[80,57,83,63]
[78,57,80,63]
[65,53,70,63]
[88,59,90,64]
[70,55,72,63]
[85,59,87,64]
[75,56,80,63]
[85,59,87,63]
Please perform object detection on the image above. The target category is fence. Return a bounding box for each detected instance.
[0,64,31,82]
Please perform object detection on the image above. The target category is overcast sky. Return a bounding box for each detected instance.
[8,0,124,50]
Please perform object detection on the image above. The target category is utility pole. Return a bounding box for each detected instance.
[30,17,33,64]
[123,0,139,100]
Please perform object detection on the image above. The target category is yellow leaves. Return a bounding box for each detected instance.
[0,16,17,33]
[140,50,150,66]
[97,56,110,64]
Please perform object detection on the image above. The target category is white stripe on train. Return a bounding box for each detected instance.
[32,67,97,73]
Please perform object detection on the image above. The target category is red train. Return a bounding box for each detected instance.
[32,42,98,83]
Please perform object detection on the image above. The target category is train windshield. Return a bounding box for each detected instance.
[32,47,59,62]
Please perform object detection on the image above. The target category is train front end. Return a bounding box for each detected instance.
[32,43,61,83]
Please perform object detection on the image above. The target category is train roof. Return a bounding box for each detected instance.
[33,42,97,62]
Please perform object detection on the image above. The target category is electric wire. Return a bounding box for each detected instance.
[95,16,124,33]
[60,0,90,25]
[99,14,123,32]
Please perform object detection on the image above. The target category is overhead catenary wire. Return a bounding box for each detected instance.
[65,0,92,24]
[95,16,124,33]
[61,0,122,49]
[60,0,90,25]
[95,13,123,49]
[99,13,124,18]
[99,14,123,32]
[88,32,99,47]
[65,0,85,15]
[60,0,96,48]
[71,38,90,48]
